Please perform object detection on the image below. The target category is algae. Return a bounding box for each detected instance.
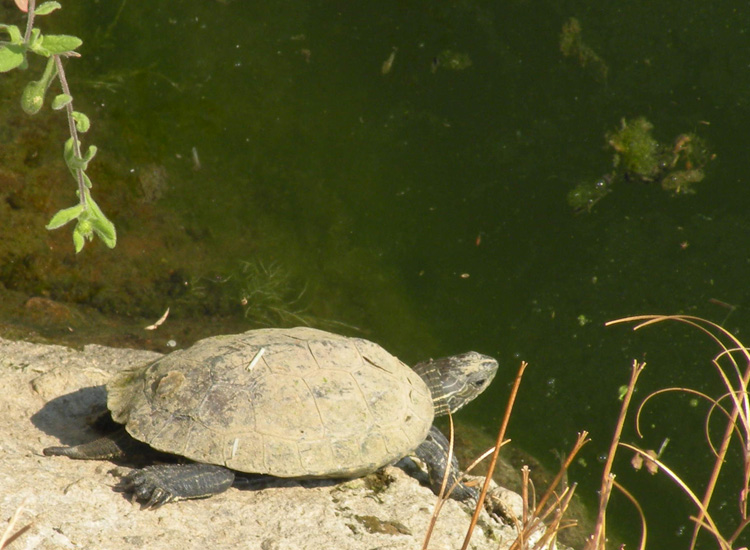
[567,117,713,211]
[560,17,608,80]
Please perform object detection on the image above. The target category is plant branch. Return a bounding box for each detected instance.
[22,0,35,43]
[53,54,87,208]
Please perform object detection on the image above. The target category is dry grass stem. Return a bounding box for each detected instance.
[460,360,528,550]
[522,465,531,525]
[533,431,589,519]
[0,499,31,550]
[612,479,647,550]
[586,358,646,550]
[509,433,589,550]
[608,314,750,547]
[532,486,578,550]
[620,443,731,549]
[635,386,739,459]
[421,412,456,550]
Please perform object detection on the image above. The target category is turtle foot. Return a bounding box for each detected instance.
[124,463,235,508]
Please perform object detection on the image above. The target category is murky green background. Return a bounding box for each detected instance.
[3,1,750,547]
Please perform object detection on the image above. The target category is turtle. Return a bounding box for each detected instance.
[43,327,499,508]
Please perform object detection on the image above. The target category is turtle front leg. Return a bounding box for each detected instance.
[125,463,235,508]
[414,425,478,503]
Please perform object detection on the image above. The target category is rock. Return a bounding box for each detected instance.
[0,337,529,550]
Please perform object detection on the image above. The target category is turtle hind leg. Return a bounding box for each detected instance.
[414,425,478,503]
[124,464,235,508]
[43,428,144,460]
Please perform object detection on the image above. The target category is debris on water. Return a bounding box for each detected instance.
[145,308,170,330]
[191,146,201,171]
[381,47,397,75]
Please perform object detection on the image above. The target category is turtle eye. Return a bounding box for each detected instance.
[473,379,486,388]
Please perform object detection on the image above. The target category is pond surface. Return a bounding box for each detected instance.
[3,1,750,547]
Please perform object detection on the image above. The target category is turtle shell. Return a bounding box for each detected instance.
[106,327,434,478]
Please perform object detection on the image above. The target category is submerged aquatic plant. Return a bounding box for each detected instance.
[0,0,115,252]
[178,259,314,327]
[560,17,608,80]
[236,260,311,327]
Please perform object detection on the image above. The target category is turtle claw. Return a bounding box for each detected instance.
[122,464,234,507]
[143,488,173,509]
[124,468,175,509]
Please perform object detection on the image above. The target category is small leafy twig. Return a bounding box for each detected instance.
[0,0,116,252]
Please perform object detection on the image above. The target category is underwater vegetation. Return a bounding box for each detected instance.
[560,17,608,81]
[178,259,312,327]
[567,117,713,212]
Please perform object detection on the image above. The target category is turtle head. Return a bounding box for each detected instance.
[413,351,499,416]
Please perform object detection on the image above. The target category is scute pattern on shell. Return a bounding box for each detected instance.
[106,327,434,478]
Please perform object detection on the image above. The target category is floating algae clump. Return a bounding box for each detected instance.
[661,169,704,194]
[566,175,612,213]
[607,117,664,180]
[567,119,713,211]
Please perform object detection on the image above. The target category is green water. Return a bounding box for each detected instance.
[6,0,750,547]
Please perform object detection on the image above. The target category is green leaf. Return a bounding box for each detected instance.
[63,140,97,172]
[29,28,42,48]
[40,34,82,55]
[72,111,90,132]
[81,145,97,165]
[78,193,117,250]
[0,24,23,44]
[45,204,84,230]
[63,137,74,165]
[0,44,25,72]
[34,1,62,15]
[21,80,45,114]
[47,200,116,253]
[91,215,117,248]
[51,93,72,110]
[72,225,86,253]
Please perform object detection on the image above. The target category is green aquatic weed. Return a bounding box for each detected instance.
[0,0,116,253]
[607,117,664,180]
